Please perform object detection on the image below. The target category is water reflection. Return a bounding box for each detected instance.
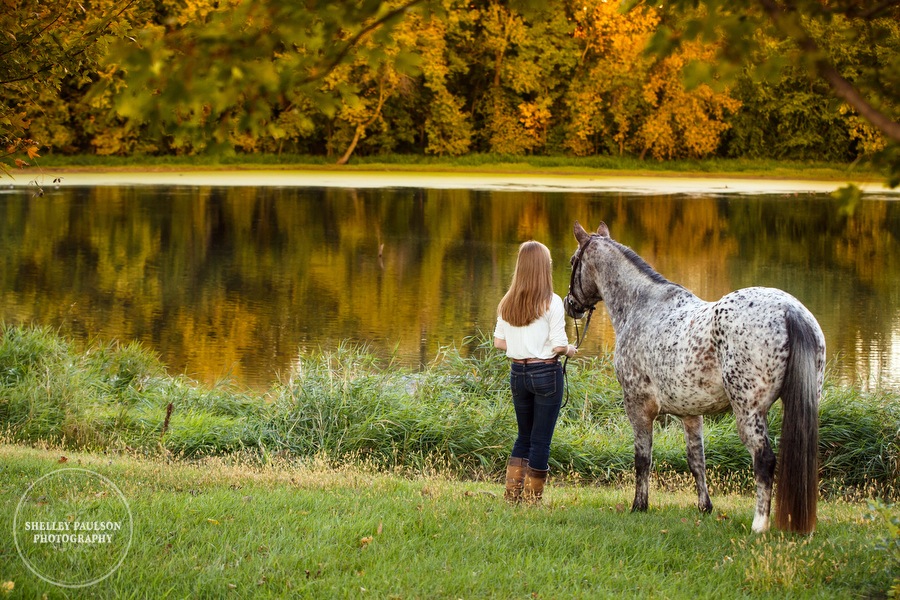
[1,186,898,390]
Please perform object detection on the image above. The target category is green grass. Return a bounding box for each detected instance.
[1,324,898,597]
[0,443,896,599]
[24,152,884,181]
[1,324,898,500]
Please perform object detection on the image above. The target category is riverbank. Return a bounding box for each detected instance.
[10,168,900,196]
[5,154,899,196]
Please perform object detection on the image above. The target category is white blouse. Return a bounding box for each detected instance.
[494,294,569,360]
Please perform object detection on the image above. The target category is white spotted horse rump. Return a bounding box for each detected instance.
[564,221,825,534]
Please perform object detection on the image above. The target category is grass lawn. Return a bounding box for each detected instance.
[24,153,887,182]
[0,443,895,599]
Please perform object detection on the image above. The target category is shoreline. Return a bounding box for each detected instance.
[5,167,899,196]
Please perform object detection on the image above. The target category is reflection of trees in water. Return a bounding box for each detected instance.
[0,187,897,389]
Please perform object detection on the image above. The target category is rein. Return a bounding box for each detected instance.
[562,237,598,408]
[562,304,594,408]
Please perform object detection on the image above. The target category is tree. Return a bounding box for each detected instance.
[416,7,473,157]
[628,0,900,184]
[564,0,739,159]
[0,0,137,172]
[564,0,659,156]
[102,0,430,154]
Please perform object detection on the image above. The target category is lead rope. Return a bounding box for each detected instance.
[561,305,595,408]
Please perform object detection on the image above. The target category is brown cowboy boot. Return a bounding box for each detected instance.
[503,457,529,504]
[522,466,549,505]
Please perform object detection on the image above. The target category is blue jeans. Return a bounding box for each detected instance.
[509,362,563,471]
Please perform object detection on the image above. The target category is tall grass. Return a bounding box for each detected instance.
[1,324,898,497]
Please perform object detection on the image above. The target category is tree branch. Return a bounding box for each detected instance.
[0,0,138,86]
[817,62,900,143]
[755,0,900,143]
[854,1,900,20]
[296,0,429,86]
[0,11,63,61]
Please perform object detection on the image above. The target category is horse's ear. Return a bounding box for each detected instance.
[597,222,610,237]
[574,221,591,245]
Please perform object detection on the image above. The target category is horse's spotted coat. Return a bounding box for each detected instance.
[565,222,825,533]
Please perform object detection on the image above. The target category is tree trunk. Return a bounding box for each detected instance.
[335,75,390,165]
[336,126,364,165]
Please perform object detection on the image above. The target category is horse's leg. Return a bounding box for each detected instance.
[626,397,657,512]
[734,411,776,533]
[681,415,713,514]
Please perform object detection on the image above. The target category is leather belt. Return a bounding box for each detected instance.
[511,357,559,365]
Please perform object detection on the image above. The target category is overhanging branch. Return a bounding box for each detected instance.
[296,0,429,86]
[756,0,900,143]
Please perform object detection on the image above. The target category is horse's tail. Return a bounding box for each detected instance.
[775,307,821,534]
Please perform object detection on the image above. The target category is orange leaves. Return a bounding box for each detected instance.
[3,137,40,172]
[514,98,553,152]
[564,0,740,159]
[637,43,742,160]
[564,0,661,156]
[573,0,659,64]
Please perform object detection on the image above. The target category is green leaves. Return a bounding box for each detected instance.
[4,0,897,170]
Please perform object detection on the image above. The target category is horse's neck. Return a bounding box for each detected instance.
[597,243,688,327]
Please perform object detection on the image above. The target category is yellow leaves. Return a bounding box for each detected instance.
[564,3,740,160]
[635,42,741,160]
[516,98,553,150]
[481,2,529,53]
[574,0,659,62]
[841,104,888,157]
[0,581,13,595]
[564,88,606,156]
[518,100,551,133]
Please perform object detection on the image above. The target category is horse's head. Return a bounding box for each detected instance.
[564,221,608,318]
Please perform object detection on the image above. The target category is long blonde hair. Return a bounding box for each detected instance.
[498,241,554,327]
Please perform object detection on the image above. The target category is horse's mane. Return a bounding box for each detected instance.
[609,238,683,290]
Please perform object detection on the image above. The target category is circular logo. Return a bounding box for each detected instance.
[13,468,133,588]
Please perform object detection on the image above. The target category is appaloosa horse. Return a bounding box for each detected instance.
[564,222,825,534]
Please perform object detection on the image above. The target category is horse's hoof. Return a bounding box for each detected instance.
[751,514,770,533]
[700,500,713,514]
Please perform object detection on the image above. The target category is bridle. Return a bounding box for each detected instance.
[562,235,600,406]
[566,234,600,319]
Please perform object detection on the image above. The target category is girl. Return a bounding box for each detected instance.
[494,241,576,504]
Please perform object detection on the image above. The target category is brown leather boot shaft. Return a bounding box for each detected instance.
[522,466,549,505]
[503,457,529,504]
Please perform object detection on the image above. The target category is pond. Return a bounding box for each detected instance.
[2,173,899,390]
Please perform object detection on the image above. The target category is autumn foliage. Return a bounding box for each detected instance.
[1,0,897,167]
